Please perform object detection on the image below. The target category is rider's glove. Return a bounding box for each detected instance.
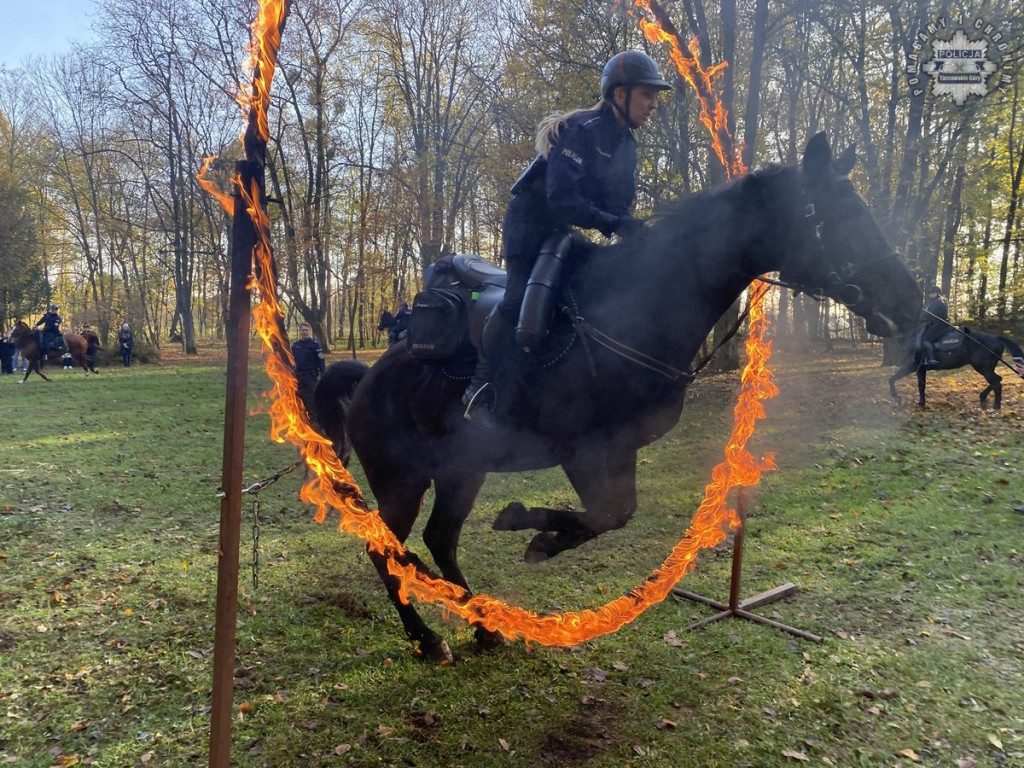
[612,216,646,238]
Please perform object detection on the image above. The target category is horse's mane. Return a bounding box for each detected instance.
[583,163,793,269]
[648,164,790,239]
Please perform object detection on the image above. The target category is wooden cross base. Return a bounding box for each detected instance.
[673,493,823,644]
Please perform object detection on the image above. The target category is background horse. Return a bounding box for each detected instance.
[315,134,922,661]
[889,328,1024,409]
[8,321,100,382]
[377,310,397,340]
[377,309,408,347]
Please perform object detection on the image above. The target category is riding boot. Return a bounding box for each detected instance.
[463,311,514,430]
[923,341,939,366]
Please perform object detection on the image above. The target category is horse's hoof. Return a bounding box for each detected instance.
[418,638,453,663]
[493,501,527,531]
[524,531,556,563]
[474,626,504,651]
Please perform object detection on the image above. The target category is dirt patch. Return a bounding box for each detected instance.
[538,696,623,765]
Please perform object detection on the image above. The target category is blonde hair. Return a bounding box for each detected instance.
[534,100,606,157]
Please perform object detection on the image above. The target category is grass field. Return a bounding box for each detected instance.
[1,342,1022,767]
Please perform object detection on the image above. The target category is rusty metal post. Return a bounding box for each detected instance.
[209,160,260,767]
[673,488,822,643]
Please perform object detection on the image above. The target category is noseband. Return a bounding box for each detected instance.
[775,185,901,315]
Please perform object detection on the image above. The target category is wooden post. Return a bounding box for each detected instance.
[209,160,260,767]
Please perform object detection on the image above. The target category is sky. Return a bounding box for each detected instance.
[0,0,98,69]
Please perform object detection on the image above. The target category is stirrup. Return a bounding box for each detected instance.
[462,382,492,417]
[462,383,499,429]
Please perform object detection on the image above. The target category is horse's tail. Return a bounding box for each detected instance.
[314,360,370,466]
[998,336,1024,375]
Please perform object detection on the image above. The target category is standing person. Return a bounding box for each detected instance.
[118,323,135,367]
[291,322,326,421]
[0,330,13,374]
[920,286,948,366]
[13,339,26,372]
[462,50,671,428]
[34,304,63,359]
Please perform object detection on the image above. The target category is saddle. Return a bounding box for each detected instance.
[918,328,966,361]
[407,254,506,359]
[408,242,587,362]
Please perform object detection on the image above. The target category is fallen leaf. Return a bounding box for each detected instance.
[987,734,1003,749]
[376,725,395,738]
[781,747,809,761]
[899,747,920,761]
[499,737,510,751]
[915,680,931,688]
[655,718,677,730]
[334,744,352,755]
[663,630,685,647]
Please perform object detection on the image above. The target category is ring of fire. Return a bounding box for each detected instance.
[202,0,779,647]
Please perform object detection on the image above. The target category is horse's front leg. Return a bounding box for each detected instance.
[917,366,927,407]
[889,360,915,404]
[497,445,638,563]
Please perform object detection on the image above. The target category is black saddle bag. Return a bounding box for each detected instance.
[407,288,470,360]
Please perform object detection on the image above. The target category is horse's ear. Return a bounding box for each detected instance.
[802,132,832,181]
[834,144,856,176]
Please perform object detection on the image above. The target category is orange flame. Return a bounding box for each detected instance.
[197,156,235,216]
[635,0,745,179]
[206,0,780,647]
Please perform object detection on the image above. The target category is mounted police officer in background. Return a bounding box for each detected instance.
[462,51,672,429]
[919,286,948,366]
[34,304,63,360]
[292,322,327,422]
[390,301,411,347]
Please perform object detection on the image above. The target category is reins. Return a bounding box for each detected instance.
[562,290,754,384]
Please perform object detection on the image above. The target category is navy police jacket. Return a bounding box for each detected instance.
[545,103,637,236]
[35,312,62,331]
[292,337,325,377]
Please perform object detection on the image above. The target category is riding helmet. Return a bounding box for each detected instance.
[600,51,672,98]
[50,303,58,310]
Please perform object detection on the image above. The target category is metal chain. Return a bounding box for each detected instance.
[240,457,305,495]
[215,457,305,590]
[251,494,261,590]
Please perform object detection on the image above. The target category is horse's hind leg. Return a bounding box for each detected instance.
[422,472,502,650]
[974,365,1001,409]
[364,470,453,661]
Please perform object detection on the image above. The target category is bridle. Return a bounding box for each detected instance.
[766,179,903,317]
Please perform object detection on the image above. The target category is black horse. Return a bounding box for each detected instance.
[889,328,1024,409]
[315,134,922,661]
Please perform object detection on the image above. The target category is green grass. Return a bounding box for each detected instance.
[1,346,1022,766]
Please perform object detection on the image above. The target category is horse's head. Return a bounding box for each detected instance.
[378,310,395,331]
[9,321,30,341]
[778,133,921,337]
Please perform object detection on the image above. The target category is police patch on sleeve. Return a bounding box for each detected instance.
[561,148,583,166]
